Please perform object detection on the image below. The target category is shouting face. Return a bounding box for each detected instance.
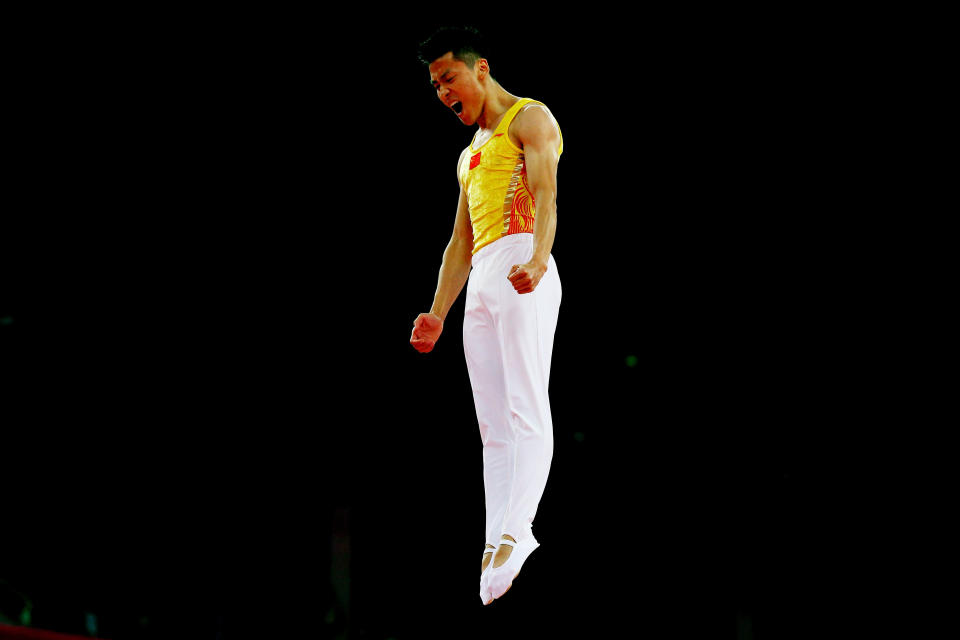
[429,51,488,126]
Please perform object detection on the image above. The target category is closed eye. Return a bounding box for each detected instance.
[432,75,455,89]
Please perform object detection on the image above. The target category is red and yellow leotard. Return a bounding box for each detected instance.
[458,98,563,255]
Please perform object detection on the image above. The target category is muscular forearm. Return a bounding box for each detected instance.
[530,190,557,268]
[429,238,472,321]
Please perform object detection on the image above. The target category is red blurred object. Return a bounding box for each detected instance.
[0,624,103,640]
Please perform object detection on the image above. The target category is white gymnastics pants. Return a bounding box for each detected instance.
[462,234,561,548]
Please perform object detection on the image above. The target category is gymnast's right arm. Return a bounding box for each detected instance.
[410,151,474,354]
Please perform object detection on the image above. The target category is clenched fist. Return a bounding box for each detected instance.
[507,261,547,294]
[410,312,443,353]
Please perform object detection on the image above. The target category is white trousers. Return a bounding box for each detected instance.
[462,234,561,548]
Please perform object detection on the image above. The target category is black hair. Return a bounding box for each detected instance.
[417,26,486,67]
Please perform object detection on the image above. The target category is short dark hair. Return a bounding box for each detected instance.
[417,26,486,67]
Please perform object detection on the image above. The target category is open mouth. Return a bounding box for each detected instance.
[452,101,463,115]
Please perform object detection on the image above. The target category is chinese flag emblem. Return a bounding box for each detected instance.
[469,152,481,170]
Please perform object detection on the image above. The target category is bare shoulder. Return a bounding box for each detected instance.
[519,101,558,125]
[511,101,561,148]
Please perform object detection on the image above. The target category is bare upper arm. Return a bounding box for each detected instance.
[511,104,561,155]
[512,105,561,197]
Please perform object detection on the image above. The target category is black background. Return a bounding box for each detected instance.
[1,6,888,640]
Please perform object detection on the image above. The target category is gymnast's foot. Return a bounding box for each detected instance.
[487,534,539,601]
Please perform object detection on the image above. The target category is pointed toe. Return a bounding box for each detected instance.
[487,536,540,600]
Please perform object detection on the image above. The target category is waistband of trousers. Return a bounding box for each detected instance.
[471,233,533,266]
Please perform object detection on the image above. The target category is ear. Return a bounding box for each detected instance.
[476,58,489,80]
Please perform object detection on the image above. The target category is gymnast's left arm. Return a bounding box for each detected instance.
[507,105,561,295]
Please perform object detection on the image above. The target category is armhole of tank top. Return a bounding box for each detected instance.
[528,102,562,156]
[503,100,554,155]
[457,146,469,188]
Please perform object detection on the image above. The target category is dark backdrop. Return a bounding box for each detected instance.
[1,7,874,640]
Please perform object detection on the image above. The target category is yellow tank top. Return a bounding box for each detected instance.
[458,98,563,255]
